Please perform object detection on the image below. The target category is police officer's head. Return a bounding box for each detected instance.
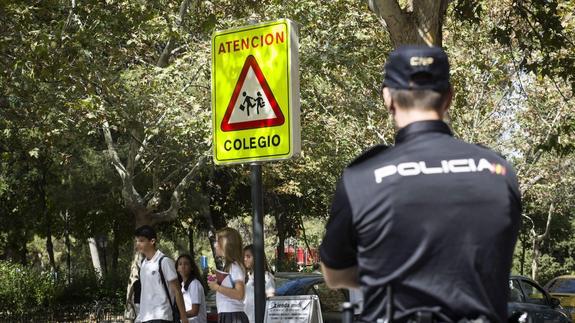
[381,45,453,127]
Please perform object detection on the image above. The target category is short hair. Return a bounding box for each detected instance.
[388,88,450,111]
[135,225,157,240]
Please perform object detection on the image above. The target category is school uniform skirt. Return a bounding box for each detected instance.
[218,311,249,323]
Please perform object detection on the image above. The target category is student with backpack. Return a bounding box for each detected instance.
[135,225,188,323]
[176,254,207,323]
[207,227,249,323]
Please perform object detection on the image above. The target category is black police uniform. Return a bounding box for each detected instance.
[320,120,521,322]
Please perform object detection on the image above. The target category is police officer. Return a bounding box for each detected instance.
[319,45,521,322]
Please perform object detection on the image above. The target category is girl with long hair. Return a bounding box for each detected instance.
[207,227,248,323]
[176,254,207,323]
[243,244,275,323]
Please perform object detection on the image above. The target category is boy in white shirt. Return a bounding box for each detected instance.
[135,225,189,323]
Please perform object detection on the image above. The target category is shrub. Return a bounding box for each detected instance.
[0,261,56,315]
[53,269,127,313]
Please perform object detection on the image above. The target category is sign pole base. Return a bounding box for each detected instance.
[251,163,266,323]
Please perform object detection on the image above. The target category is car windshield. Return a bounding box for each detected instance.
[548,278,575,293]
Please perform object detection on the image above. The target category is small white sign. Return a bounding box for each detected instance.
[264,295,323,323]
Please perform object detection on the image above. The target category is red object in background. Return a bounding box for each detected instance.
[275,245,321,266]
[275,245,320,266]
[207,312,218,323]
[215,270,229,284]
[296,247,304,264]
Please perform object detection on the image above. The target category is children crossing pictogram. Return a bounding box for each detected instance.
[221,55,285,132]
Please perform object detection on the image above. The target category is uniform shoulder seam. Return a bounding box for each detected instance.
[474,143,507,161]
[347,144,389,168]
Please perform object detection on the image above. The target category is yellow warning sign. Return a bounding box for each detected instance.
[212,19,300,165]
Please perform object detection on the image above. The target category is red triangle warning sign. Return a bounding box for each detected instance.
[221,55,285,132]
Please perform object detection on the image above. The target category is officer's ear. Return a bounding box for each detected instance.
[441,86,454,114]
[382,87,394,115]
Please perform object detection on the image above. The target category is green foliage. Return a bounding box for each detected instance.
[54,270,127,312]
[0,261,56,315]
[490,0,575,92]
[452,0,483,24]
[275,254,300,272]
[0,260,127,317]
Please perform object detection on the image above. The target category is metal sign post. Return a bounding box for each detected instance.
[251,163,265,323]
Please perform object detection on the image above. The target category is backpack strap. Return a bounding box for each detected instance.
[158,256,178,321]
[224,264,236,289]
[137,257,145,277]
[229,269,235,289]
[134,257,146,304]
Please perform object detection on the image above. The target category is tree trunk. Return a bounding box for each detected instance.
[88,237,103,278]
[100,236,109,275]
[20,239,28,267]
[298,214,313,267]
[45,215,56,271]
[133,207,153,228]
[531,238,541,281]
[7,228,28,266]
[207,213,226,271]
[112,219,120,272]
[275,213,287,271]
[193,187,224,270]
[64,212,72,284]
[39,165,56,272]
[367,0,449,46]
[124,250,142,323]
[520,231,526,276]
[188,226,195,260]
[530,204,554,281]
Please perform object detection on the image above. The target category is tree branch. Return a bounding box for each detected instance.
[156,0,191,68]
[367,0,410,43]
[102,121,128,180]
[368,0,405,23]
[63,0,76,33]
[520,158,573,194]
[134,110,168,164]
[530,202,554,280]
[150,154,207,223]
[102,120,144,208]
[127,126,142,179]
[535,203,554,241]
[517,106,564,178]
[367,0,447,46]
[412,0,448,45]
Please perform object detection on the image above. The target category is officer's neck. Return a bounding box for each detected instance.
[393,108,444,130]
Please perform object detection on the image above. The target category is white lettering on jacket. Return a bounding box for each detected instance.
[374,158,506,183]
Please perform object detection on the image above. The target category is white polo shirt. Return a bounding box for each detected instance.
[216,262,245,313]
[182,279,207,323]
[136,250,178,322]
